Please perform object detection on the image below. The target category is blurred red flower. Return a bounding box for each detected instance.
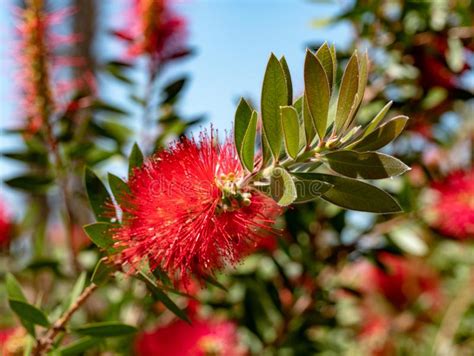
[429,170,474,240]
[111,131,281,284]
[135,318,245,355]
[0,200,13,248]
[0,328,25,355]
[364,253,442,311]
[116,0,187,63]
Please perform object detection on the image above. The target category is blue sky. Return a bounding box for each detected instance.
[0,0,351,204]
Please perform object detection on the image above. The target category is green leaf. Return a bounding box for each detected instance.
[108,173,130,207]
[240,111,258,171]
[162,76,187,104]
[9,300,50,327]
[128,143,144,177]
[85,168,111,222]
[304,50,331,140]
[303,95,316,146]
[73,322,137,337]
[91,259,114,285]
[293,178,333,203]
[292,173,402,213]
[362,101,393,139]
[61,272,87,313]
[347,116,408,151]
[137,272,190,323]
[57,337,102,355]
[315,43,335,92]
[280,106,300,159]
[279,56,293,105]
[270,167,297,206]
[323,151,410,179]
[2,151,48,166]
[261,54,288,159]
[203,275,228,292]
[83,223,113,249]
[234,99,256,171]
[4,174,53,193]
[6,274,27,302]
[334,52,360,134]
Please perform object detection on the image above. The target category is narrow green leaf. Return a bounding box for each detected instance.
[9,300,50,327]
[5,273,27,302]
[203,275,228,292]
[108,173,130,207]
[270,167,297,206]
[323,151,410,179]
[347,116,408,151]
[279,56,293,105]
[83,223,113,249]
[137,272,190,323]
[128,143,144,177]
[261,54,288,159]
[57,337,102,355]
[234,98,253,164]
[362,101,393,139]
[240,111,258,171]
[315,43,335,91]
[73,322,137,337]
[304,50,330,140]
[61,272,87,312]
[280,106,300,159]
[334,52,360,134]
[303,95,316,146]
[91,259,114,285]
[84,168,111,222]
[293,178,333,203]
[162,76,187,104]
[292,173,402,213]
[4,174,53,193]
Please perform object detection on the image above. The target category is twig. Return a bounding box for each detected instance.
[33,283,98,355]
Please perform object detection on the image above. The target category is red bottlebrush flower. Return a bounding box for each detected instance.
[0,328,26,356]
[365,253,442,311]
[428,170,474,239]
[14,0,94,132]
[111,131,281,284]
[116,0,187,63]
[134,318,245,356]
[0,200,13,249]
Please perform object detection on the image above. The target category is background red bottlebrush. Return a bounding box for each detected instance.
[114,0,187,64]
[134,318,245,355]
[0,200,13,248]
[14,0,92,133]
[110,131,282,285]
[427,169,474,240]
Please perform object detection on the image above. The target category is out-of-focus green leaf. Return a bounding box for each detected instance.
[280,106,300,159]
[9,300,50,327]
[2,151,49,166]
[61,272,87,313]
[73,322,137,337]
[84,168,111,222]
[261,54,288,159]
[334,52,360,134]
[293,173,402,213]
[323,150,410,179]
[304,50,330,140]
[6,273,27,302]
[162,77,187,104]
[346,116,408,151]
[270,167,297,206]
[57,337,102,355]
[4,174,53,193]
[91,259,114,285]
[92,100,128,116]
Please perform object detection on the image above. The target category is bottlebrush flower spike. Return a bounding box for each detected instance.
[134,318,245,355]
[0,199,13,249]
[14,0,93,132]
[111,131,281,284]
[428,169,474,240]
[115,0,187,63]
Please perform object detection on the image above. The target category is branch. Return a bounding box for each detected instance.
[33,283,98,355]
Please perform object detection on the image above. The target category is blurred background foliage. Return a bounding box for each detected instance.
[0,0,473,355]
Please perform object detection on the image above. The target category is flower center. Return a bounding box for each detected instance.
[215,172,251,214]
